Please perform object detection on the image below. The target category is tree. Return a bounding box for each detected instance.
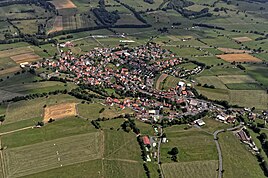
[0,115,5,123]
[169,147,179,155]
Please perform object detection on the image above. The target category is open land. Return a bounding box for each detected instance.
[44,103,77,122]
[216,54,262,62]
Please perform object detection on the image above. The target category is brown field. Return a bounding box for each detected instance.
[0,66,21,75]
[218,48,251,54]
[233,37,252,42]
[44,103,77,122]
[10,52,41,63]
[50,0,77,9]
[156,74,168,90]
[216,54,262,62]
[48,16,63,34]
[0,47,33,58]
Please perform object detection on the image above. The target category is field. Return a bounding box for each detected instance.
[233,37,252,42]
[218,132,264,178]
[216,54,262,62]
[3,132,102,177]
[50,0,77,9]
[218,48,251,54]
[48,16,63,34]
[4,94,79,124]
[162,160,218,178]
[159,75,181,90]
[44,103,77,122]
[155,74,168,90]
[10,52,40,64]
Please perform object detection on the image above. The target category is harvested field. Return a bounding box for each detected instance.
[233,37,252,42]
[48,16,63,34]
[155,74,168,90]
[44,103,77,122]
[162,160,218,178]
[50,0,77,9]
[216,54,262,62]
[218,48,251,54]
[0,66,21,76]
[3,132,103,177]
[10,52,41,63]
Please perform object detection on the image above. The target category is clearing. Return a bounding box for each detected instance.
[218,48,251,54]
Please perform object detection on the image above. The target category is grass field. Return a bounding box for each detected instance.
[218,132,264,178]
[3,132,102,177]
[225,83,263,90]
[161,128,217,163]
[5,94,80,124]
[162,160,218,178]
[160,75,181,90]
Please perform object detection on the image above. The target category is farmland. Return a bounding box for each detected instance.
[0,0,267,177]
[218,132,265,178]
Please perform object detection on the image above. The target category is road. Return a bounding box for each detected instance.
[157,127,164,178]
[213,123,243,178]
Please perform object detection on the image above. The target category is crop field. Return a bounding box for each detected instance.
[0,47,33,58]
[50,0,77,9]
[216,54,262,62]
[48,16,63,34]
[225,83,262,90]
[196,76,227,89]
[4,94,80,124]
[162,160,218,178]
[0,89,23,102]
[10,52,40,64]
[218,75,257,84]
[218,48,251,54]
[195,56,226,66]
[218,132,264,178]
[0,57,17,70]
[3,132,102,177]
[0,66,21,76]
[44,103,77,122]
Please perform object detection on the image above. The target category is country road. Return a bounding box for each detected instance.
[213,123,243,178]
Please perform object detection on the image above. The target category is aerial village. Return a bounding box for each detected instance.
[27,42,268,162]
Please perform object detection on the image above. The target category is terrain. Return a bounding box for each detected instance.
[0,0,267,178]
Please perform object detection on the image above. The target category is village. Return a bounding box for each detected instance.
[26,42,268,166]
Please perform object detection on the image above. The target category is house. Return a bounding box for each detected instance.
[194,119,206,126]
[143,136,150,145]
[217,115,226,122]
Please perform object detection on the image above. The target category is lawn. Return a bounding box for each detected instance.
[3,132,102,177]
[218,132,265,178]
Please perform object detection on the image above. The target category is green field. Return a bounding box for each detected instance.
[162,160,218,178]
[225,83,263,90]
[219,132,265,178]
[3,132,102,177]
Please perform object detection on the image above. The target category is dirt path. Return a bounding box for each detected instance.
[0,126,33,136]
[0,136,6,178]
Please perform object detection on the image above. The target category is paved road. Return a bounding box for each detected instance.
[213,124,243,178]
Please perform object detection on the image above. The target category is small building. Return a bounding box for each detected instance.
[194,119,205,126]
[217,115,226,122]
[143,136,150,145]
